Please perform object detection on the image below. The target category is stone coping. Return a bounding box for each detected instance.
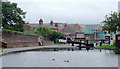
[0,45,77,56]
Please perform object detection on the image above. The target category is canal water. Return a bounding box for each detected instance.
[1,50,118,67]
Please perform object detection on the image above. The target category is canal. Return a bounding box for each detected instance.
[1,50,118,67]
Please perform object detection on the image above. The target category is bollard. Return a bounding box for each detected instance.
[67,48,70,51]
[86,48,90,51]
[72,49,74,51]
[72,43,74,46]
[79,47,81,50]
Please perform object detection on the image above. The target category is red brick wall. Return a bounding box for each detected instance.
[2,32,54,48]
[6,42,39,48]
[43,41,54,46]
[2,32,40,48]
[24,24,30,31]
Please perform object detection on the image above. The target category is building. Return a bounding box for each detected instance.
[24,19,105,40]
[60,23,105,40]
[24,19,67,32]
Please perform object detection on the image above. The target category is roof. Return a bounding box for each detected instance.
[60,26,83,34]
[41,24,57,29]
[80,24,98,30]
[69,24,102,31]
[73,24,82,29]
[72,27,83,33]
[82,30,94,34]
[26,23,58,29]
[27,24,40,28]
[60,26,76,34]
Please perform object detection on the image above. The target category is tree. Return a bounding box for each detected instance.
[35,27,64,41]
[50,31,64,42]
[102,12,120,33]
[2,1,26,32]
[35,27,53,40]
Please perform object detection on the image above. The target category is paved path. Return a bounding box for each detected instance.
[0,44,78,56]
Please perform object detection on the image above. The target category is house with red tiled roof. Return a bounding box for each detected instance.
[24,19,67,32]
[60,25,84,39]
[73,24,82,29]
[60,23,105,39]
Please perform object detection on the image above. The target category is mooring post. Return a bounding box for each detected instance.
[72,48,74,51]
[79,47,81,50]
[79,40,81,50]
[72,43,74,46]
[67,48,70,51]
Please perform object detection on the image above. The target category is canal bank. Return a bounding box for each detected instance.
[0,44,79,56]
[1,44,119,56]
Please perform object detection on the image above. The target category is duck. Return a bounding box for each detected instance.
[64,60,69,62]
[52,58,55,60]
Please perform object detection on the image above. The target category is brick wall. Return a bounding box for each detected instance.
[24,24,30,31]
[2,32,40,48]
[43,41,54,46]
[2,32,54,48]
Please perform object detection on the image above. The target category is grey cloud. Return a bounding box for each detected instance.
[10,0,118,24]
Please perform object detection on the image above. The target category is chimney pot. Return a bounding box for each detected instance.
[39,19,43,25]
[64,24,67,27]
[50,20,53,25]
[55,23,58,27]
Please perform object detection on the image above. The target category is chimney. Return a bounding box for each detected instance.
[26,22,29,24]
[64,24,67,27]
[55,23,58,27]
[39,19,43,25]
[50,20,53,25]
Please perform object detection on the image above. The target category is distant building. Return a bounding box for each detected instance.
[24,19,67,32]
[60,23,104,40]
[24,19,105,40]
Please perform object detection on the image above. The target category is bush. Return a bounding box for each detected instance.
[24,31,36,35]
[2,29,23,34]
[113,40,116,45]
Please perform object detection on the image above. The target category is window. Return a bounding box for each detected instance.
[30,27,33,30]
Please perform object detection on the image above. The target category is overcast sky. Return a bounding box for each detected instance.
[9,0,119,24]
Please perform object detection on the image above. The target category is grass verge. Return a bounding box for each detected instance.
[97,44,117,49]
[0,48,6,50]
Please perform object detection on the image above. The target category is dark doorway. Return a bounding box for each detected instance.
[105,36,110,44]
[116,34,120,48]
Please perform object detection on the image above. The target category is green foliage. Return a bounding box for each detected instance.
[2,29,23,34]
[98,44,117,49]
[35,27,53,40]
[50,31,64,42]
[113,40,116,46]
[2,1,26,32]
[23,26,64,40]
[102,12,120,33]
[24,31,36,35]
[28,27,64,40]
[0,48,6,50]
